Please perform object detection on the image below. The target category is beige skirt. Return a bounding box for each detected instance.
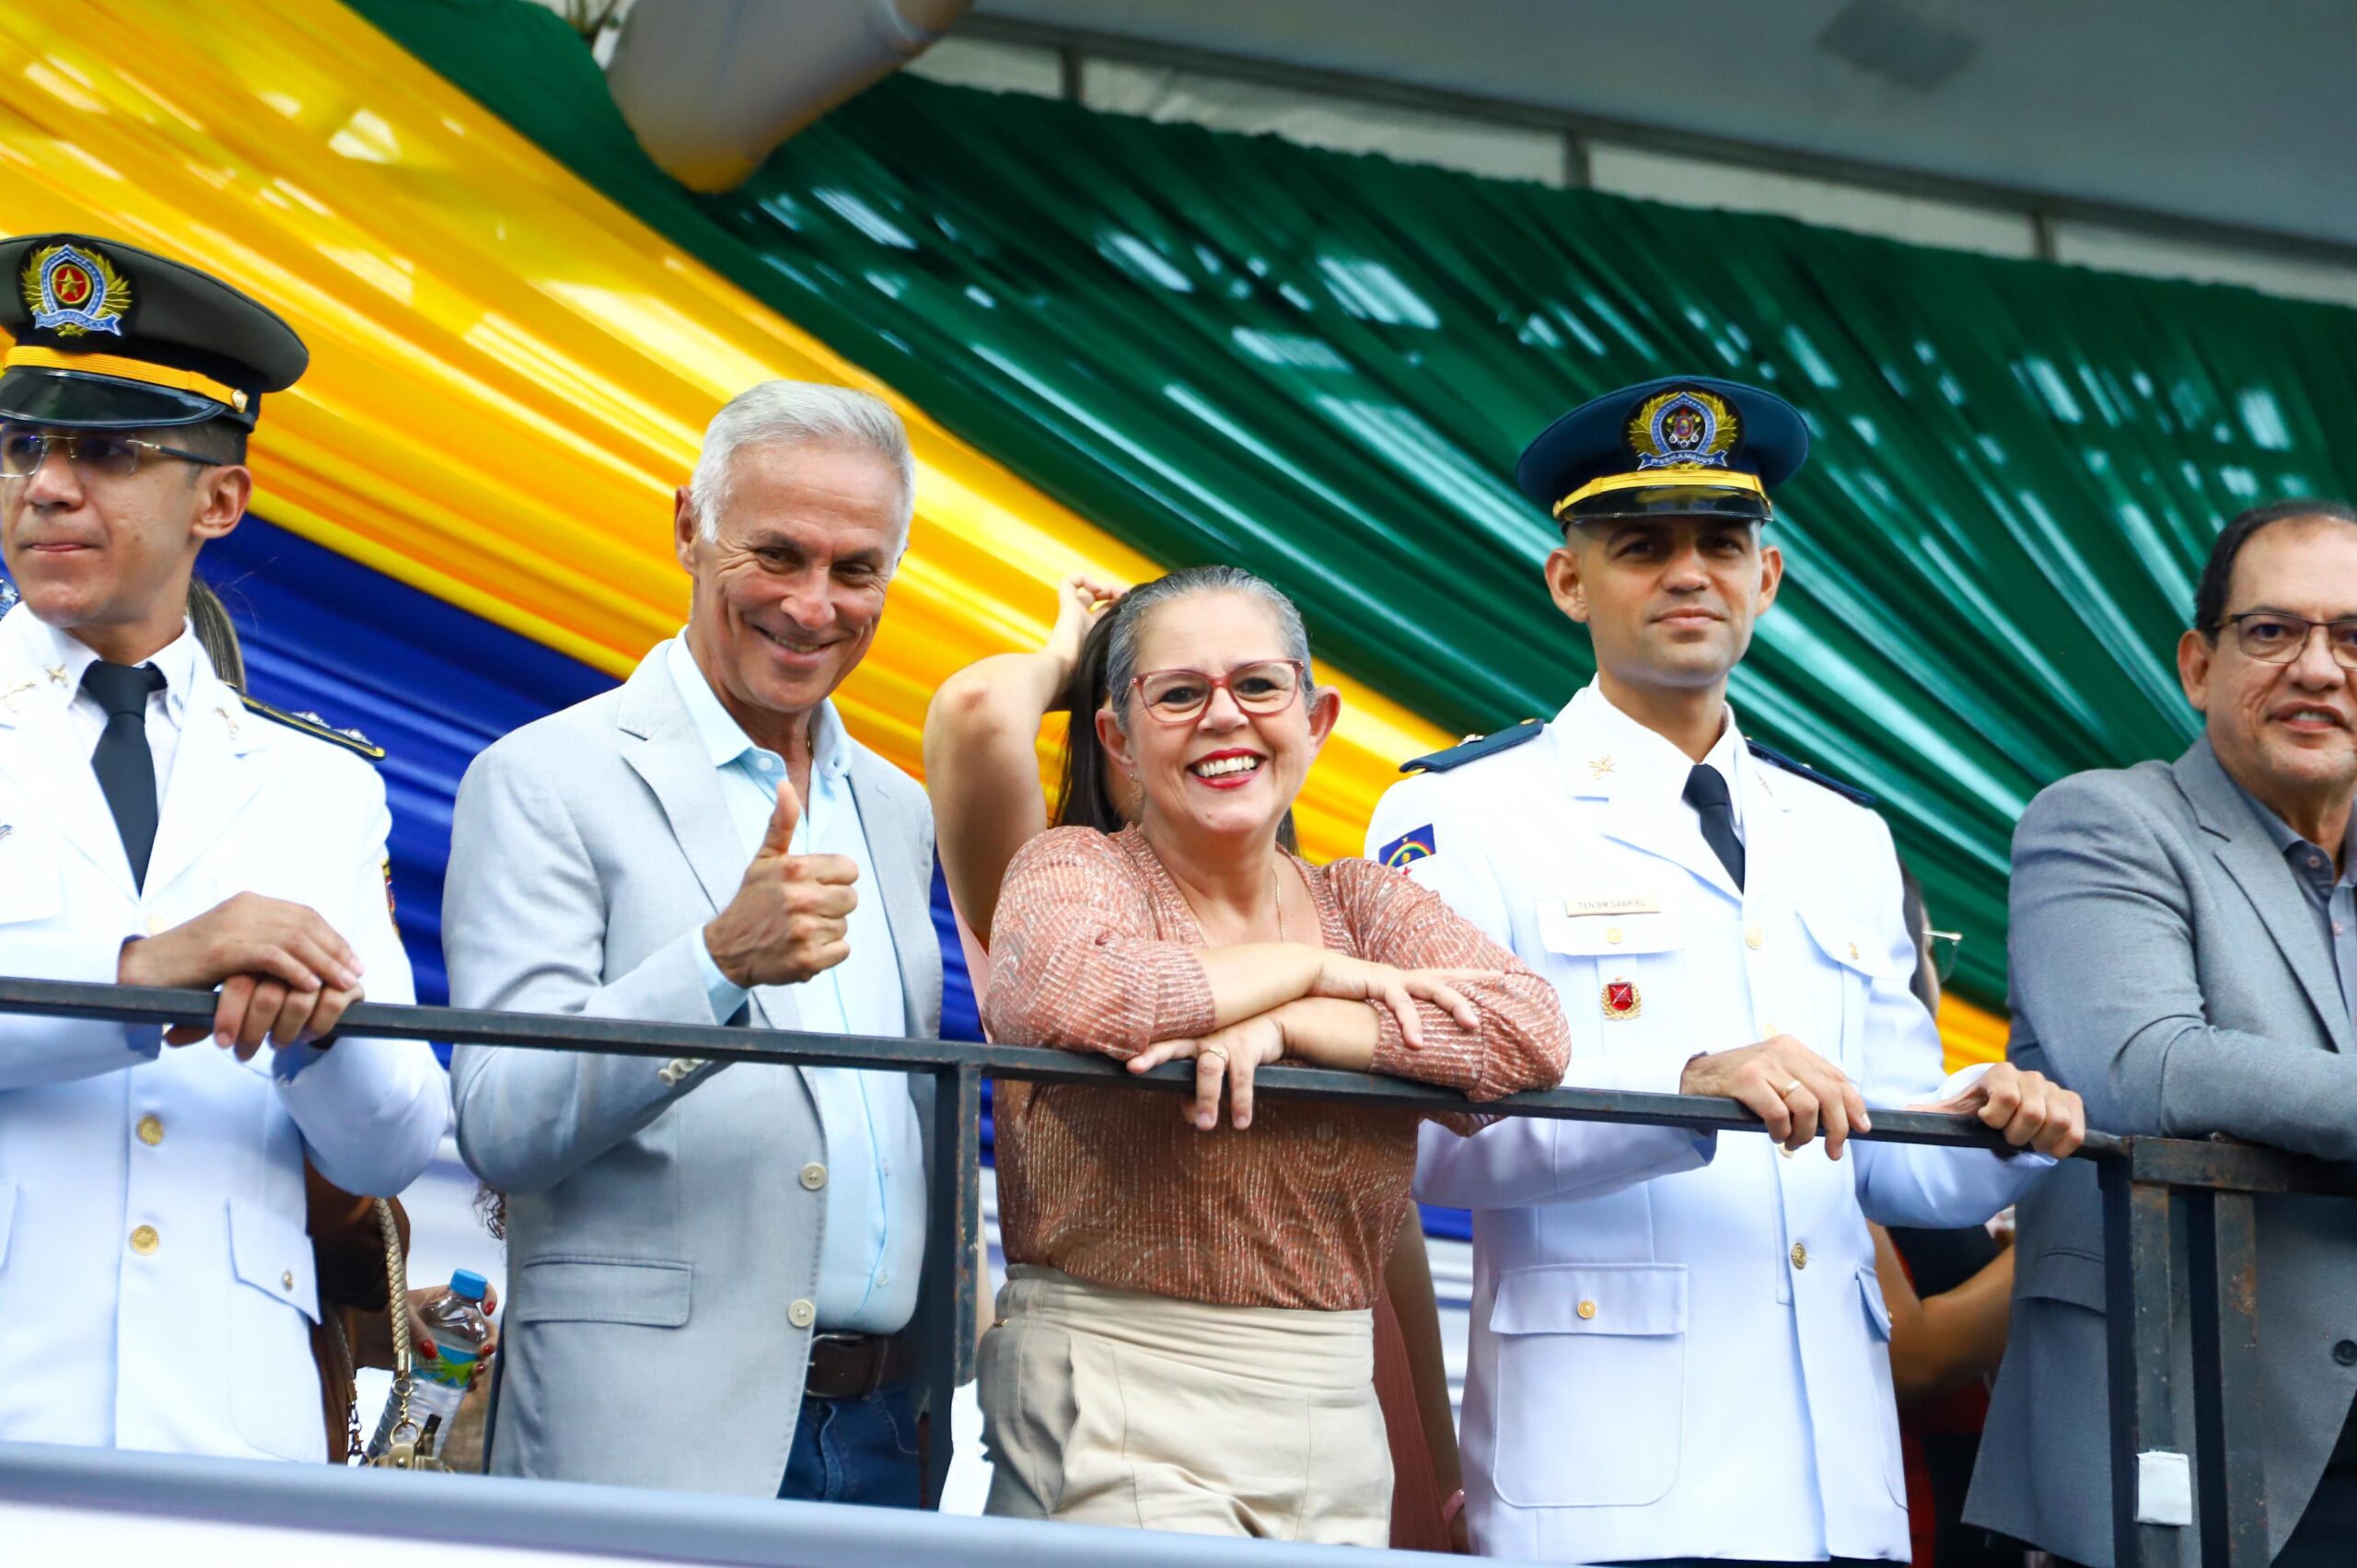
[979,1265,1391,1544]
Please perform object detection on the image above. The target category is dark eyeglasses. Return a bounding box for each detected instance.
[1922,926,1963,982]
[2218,612,2357,671]
[0,428,218,482]
[1130,659,1306,725]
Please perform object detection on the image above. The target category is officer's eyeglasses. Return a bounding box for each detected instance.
[1131,660,1306,724]
[0,428,218,482]
[1922,926,1963,982]
[2217,612,2357,671]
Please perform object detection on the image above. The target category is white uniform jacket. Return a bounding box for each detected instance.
[0,606,447,1462]
[1367,682,2050,1565]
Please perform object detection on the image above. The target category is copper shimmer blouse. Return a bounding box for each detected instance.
[982,825,1570,1310]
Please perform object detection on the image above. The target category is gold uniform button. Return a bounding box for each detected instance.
[1791,1242,1809,1270]
[1745,925,1766,950]
[1604,925,1623,945]
[1576,1299,1598,1320]
[135,1114,164,1146]
[145,916,166,936]
[281,1271,295,1292]
[129,1225,158,1256]
[800,1162,828,1191]
[1848,941,1861,961]
[787,1298,817,1329]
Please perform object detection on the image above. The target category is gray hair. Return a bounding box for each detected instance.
[687,380,915,542]
[1104,564,1316,726]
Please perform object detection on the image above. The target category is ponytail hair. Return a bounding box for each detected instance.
[187,576,245,691]
[1051,607,1126,834]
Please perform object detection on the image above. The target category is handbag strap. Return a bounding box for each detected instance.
[366,1196,445,1470]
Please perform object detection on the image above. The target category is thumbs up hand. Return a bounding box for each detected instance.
[703,782,861,989]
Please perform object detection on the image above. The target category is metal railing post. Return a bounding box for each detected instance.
[921,1063,984,1507]
[2105,1160,2186,1568]
[2187,1190,2270,1565]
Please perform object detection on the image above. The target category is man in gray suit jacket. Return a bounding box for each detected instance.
[444,382,944,1502]
[1968,499,2357,1566]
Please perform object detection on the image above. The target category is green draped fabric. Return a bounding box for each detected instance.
[349,0,2357,1005]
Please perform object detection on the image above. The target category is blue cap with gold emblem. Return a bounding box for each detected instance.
[1515,375,1808,527]
[0,233,307,431]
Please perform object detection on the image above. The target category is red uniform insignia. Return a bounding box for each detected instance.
[1601,978,1642,1020]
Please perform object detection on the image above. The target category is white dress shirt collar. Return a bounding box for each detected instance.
[1564,679,1749,831]
[665,631,849,783]
[14,610,200,726]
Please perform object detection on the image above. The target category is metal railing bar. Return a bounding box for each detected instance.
[0,974,2127,1157]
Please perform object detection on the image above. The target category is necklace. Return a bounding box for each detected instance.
[1271,857,1289,944]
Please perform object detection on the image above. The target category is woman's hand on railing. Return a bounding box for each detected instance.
[1129,1012,1289,1131]
[1305,952,1494,1047]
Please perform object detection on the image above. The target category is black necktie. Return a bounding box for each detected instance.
[1683,762,1745,891]
[84,660,168,889]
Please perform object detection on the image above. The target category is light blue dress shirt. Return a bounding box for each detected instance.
[667,634,926,1335]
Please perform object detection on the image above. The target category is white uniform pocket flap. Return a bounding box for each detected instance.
[1536,900,1686,958]
[1858,1266,1893,1341]
[227,1198,319,1323]
[1490,1262,1688,1338]
[1794,900,1888,978]
[0,833,59,925]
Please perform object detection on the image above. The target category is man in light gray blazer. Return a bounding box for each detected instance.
[1968,499,2357,1566]
[444,382,944,1502]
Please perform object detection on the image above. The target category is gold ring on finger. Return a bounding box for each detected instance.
[1199,1048,1228,1064]
[1781,1079,1805,1098]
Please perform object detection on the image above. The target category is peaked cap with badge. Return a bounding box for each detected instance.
[0,233,307,430]
[1515,374,1809,527]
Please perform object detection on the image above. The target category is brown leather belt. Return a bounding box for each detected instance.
[803,1330,912,1401]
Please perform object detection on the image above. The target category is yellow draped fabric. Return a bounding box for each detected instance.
[0,0,1442,859]
[0,0,2005,1066]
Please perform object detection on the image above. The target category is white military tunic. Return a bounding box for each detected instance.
[1368,681,2049,1565]
[0,605,447,1461]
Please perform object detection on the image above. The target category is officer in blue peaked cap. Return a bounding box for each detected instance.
[1515,374,1810,527]
[1364,375,2087,1563]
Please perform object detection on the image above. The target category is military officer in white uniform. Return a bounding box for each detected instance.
[1367,377,2087,1566]
[0,235,447,1461]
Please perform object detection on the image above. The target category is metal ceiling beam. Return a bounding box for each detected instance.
[957,13,2357,273]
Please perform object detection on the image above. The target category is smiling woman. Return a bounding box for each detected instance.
[971,563,1569,1543]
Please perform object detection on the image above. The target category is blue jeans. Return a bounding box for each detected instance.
[778,1379,923,1508]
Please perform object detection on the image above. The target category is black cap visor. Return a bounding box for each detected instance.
[0,366,243,431]
[1560,481,1772,527]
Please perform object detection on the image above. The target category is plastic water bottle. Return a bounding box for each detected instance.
[366,1270,493,1458]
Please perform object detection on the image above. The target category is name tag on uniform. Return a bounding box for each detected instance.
[1563,895,1660,918]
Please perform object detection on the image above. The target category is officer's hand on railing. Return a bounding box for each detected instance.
[1680,1034,1872,1158]
[704,782,858,988]
[1910,1063,2086,1157]
[116,892,367,1056]
[1305,951,1495,1047]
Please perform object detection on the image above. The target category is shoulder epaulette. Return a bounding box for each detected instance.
[1747,738,1874,807]
[1400,718,1545,774]
[239,693,386,762]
